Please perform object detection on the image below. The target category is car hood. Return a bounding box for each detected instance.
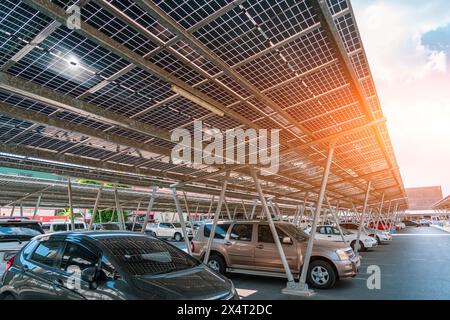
[299,239,349,252]
[130,265,232,299]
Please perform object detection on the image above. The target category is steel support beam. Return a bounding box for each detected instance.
[171,188,192,255]
[113,185,125,230]
[297,141,335,295]
[355,181,372,255]
[203,172,230,264]
[142,187,157,233]
[88,187,102,231]
[32,192,43,220]
[67,179,75,231]
[250,167,296,291]
[282,118,386,155]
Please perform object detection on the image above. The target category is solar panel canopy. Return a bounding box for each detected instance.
[0,0,408,211]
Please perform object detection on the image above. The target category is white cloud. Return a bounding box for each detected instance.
[353,0,450,82]
[352,0,450,196]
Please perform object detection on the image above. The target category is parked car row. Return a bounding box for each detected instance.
[0,231,238,300]
[3,214,419,299]
[145,222,193,241]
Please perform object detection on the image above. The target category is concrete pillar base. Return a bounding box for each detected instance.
[282,282,316,297]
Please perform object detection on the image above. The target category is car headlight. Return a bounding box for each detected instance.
[336,249,350,261]
[364,238,372,242]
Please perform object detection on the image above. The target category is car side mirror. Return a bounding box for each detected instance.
[81,267,97,283]
[282,237,293,245]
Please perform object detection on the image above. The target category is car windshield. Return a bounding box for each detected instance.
[339,227,353,235]
[281,224,309,241]
[0,223,44,240]
[100,236,201,276]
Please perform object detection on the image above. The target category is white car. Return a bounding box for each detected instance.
[146,222,193,241]
[41,220,86,233]
[0,218,45,279]
[305,225,378,252]
[340,223,392,244]
[367,229,392,244]
[395,222,406,229]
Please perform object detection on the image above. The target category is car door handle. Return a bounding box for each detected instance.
[224,241,232,246]
[256,244,264,249]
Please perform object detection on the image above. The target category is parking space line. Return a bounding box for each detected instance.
[236,288,258,298]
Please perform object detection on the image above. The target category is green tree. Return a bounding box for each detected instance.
[88,208,129,223]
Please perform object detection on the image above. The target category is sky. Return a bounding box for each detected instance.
[352,0,450,197]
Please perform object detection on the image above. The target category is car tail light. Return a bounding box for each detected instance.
[5,255,15,271]
[191,242,195,253]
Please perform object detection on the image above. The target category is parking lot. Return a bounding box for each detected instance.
[235,226,450,300]
[0,0,449,303]
[170,226,450,300]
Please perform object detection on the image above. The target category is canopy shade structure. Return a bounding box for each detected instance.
[433,195,450,211]
[0,0,407,210]
[0,174,303,216]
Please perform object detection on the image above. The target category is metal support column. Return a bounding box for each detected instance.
[9,204,15,217]
[224,199,232,220]
[67,179,75,231]
[32,193,43,220]
[295,192,309,226]
[203,171,230,264]
[250,167,298,294]
[374,192,385,230]
[297,141,336,296]
[241,200,248,220]
[355,181,372,255]
[250,199,257,219]
[142,187,157,233]
[131,201,141,232]
[171,188,192,255]
[232,205,238,220]
[88,187,102,230]
[183,192,194,224]
[20,202,23,217]
[207,195,215,220]
[113,185,125,230]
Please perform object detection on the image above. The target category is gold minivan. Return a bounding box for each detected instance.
[191,220,360,289]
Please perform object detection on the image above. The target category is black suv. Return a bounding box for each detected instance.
[0,231,238,300]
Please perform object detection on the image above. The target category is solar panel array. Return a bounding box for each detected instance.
[0,0,407,210]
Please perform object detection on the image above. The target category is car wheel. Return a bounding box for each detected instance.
[307,260,336,289]
[376,236,381,245]
[207,254,226,274]
[174,232,182,242]
[150,231,157,237]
